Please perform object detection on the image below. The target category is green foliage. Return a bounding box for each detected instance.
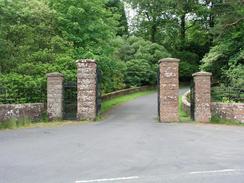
[0,0,242,105]
[201,1,244,89]
[0,118,17,129]
[0,0,127,102]
[97,57,126,93]
[125,59,154,86]
[113,36,170,86]
[211,114,244,126]
[0,117,32,130]
[126,0,216,82]
[179,96,191,122]
[0,0,73,74]
[49,0,118,56]
[106,0,129,36]
[211,85,244,103]
[0,73,46,103]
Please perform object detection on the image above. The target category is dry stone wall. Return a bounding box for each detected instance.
[0,103,45,122]
[212,102,244,123]
[182,90,244,123]
[182,90,191,115]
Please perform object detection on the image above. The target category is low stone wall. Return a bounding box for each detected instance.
[0,103,45,122]
[212,102,244,123]
[182,90,244,123]
[101,86,155,101]
[182,90,191,115]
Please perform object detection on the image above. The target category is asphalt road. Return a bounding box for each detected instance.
[1,92,244,183]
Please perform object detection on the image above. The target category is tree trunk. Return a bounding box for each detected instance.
[208,1,215,46]
[180,14,186,50]
[151,23,157,43]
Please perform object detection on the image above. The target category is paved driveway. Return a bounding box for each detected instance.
[0,93,244,183]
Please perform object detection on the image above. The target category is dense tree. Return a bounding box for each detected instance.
[0,0,243,103]
[113,36,170,86]
[106,0,129,36]
[201,0,244,88]
[49,0,118,57]
[126,0,170,43]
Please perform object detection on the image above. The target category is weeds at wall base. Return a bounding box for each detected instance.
[0,117,32,130]
[210,114,244,126]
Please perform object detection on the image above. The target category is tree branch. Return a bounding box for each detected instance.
[224,18,244,28]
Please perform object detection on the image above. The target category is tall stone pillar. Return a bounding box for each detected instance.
[159,58,180,122]
[76,59,97,121]
[192,72,212,122]
[47,72,64,120]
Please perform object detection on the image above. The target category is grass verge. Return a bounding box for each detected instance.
[178,96,191,122]
[100,90,156,115]
[0,119,90,130]
[210,114,244,126]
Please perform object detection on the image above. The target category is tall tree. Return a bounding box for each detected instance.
[201,0,244,87]
[106,0,129,36]
[49,0,118,57]
[126,0,170,43]
[170,0,200,49]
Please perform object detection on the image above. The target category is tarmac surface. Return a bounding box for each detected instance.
[0,92,244,183]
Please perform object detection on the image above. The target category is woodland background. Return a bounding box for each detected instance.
[0,0,243,103]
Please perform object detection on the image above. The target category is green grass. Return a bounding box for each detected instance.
[178,96,191,122]
[210,114,244,126]
[100,90,156,115]
[0,119,90,130]
[0,117,32,130]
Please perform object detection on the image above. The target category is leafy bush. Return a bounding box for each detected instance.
[97,57,126,93]
[0,73,46,104]
[125,59,155,87]
[113,36,170,86]
[211,85,244,103]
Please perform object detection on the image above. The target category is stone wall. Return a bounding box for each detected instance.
[182,90,244,123]
[212,102,244,123]
[76,59,97,121]
[0,103,45,122]
[102,86,155,101]
[182,90,191,115]
[159,58,180,122]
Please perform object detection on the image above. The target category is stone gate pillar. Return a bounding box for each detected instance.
[159,58,180,122]
[47,72,64,120]
[192,72,212,122]
[76,59,97,121]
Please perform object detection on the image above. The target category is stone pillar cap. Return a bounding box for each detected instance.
[192,71,212,77]
[159,58,180,63]
[46,72,64,77]
[76,59,96,64]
